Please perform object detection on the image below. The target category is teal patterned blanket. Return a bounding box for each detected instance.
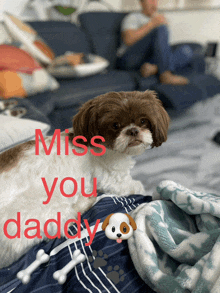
[128,180,220,293]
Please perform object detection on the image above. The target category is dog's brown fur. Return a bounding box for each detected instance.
[72,91,170,148]
[0,141,35,173]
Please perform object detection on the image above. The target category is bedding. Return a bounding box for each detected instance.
[128,180,220,293]
[131,93,220,196]
[0,94,220,292]
[0,194,155,293]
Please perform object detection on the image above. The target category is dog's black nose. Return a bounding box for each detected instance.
[126,128,139,137]
[117,233,122,238]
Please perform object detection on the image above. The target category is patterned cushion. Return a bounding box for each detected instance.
[48,52,109,78]
[0,45,59,99]
[3,13,55,65]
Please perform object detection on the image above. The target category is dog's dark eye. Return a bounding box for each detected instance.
[113,123,120,130]
[112,226,115,232]
[140,118,151,130]
[123,227,127,233]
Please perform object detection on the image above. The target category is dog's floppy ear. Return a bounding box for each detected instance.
[135,90,170,148]
[102,214,114,231]
[72,99,97,145]
[125,214,137,230]
[139,91,170,148]
[149,92,170,148]
[151,102,170,147]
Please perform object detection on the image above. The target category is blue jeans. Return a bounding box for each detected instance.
[117,25,193,74]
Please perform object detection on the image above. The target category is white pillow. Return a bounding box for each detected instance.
[48,54,109,78]
[0,115,50,153]
[0,23,12,44]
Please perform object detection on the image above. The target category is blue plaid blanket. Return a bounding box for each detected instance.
[3,180,220,293]
[129,180,220,293]
[0,194,155,293]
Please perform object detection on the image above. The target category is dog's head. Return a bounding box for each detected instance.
[102,213,137,243]
[72,91,170,155]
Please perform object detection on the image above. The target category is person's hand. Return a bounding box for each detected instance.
[150,13,167,29]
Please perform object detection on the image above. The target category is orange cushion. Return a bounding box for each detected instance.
[0,44,41,73]
[0,71,26,99]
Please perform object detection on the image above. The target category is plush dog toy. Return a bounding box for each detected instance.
[102,213,137,243]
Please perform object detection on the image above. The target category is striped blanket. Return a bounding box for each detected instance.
[0,194,155,293]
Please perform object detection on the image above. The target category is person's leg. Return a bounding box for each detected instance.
[117,25,172,72]
[147,25,188,84]
[116,29,156,71]
[117,25,189,84]
[150,29,194,72]
[149,25,172,74]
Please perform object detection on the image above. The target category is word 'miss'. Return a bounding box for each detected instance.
[35,129,106,156]
[4,212,100,246]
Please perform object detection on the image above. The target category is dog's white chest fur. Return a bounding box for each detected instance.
[0,136,144,268]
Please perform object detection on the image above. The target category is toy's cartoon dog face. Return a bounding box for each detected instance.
[102,213,137,243]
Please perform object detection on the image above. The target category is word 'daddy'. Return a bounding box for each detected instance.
[4,212,100,246]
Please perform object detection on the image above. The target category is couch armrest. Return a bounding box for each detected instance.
[189,54,206,74]
[171,42,205,74]
[171,42,204,55]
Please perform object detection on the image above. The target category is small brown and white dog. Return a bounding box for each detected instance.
[102,213,137,243]
[0,90,169,268]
